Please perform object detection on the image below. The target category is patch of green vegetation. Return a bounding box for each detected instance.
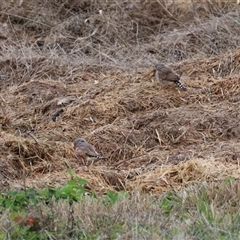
[103,190,130,205]
[1,175,240,239]
[0,172,131,239]
[0,176,88,212]
[160,190,182,215]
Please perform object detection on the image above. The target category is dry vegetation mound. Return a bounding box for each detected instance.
[0,0,240,194]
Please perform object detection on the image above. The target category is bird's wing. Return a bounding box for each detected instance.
[158,65,172,74]
[85,144,99,157]
[166,71,180,82]
[157,71,167,81]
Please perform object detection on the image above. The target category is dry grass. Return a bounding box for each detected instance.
[2,179,240,239]
[0,0,240,196]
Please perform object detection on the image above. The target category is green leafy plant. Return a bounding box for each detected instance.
[103,190,129,205]
[0,174,90,239]
[0,175,89,212]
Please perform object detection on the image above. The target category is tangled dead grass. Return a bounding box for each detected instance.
[0,0,240,194]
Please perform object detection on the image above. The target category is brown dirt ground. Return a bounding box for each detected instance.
[0,0,240,194]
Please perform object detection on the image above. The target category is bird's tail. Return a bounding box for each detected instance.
[175,80,187,91]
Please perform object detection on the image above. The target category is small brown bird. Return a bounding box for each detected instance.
[155,63,186,91]
[73,138,104,165]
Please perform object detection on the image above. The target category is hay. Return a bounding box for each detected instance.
[0,0,240,193]
[127,159,240,194]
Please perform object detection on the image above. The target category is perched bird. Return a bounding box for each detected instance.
[155,63,186,91]
[73,138,104,165]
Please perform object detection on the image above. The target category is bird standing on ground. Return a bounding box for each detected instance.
[155,63,186,91]
[73,138,104,165]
